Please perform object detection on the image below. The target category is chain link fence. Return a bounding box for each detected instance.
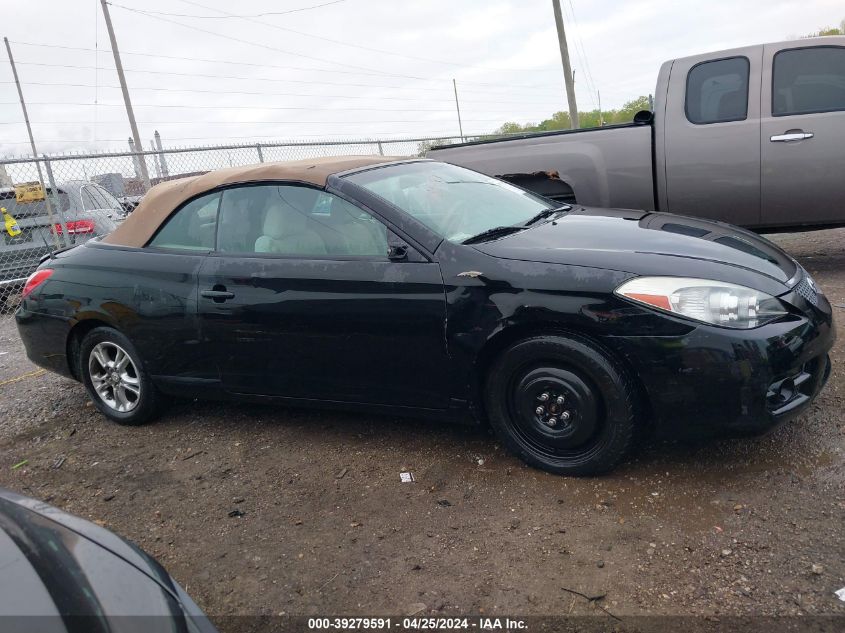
[0,133,486,313]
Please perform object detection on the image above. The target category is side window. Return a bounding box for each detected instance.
[147,192,221,250]
[773,47,845,116]
[216,184,388,258]
[685,57,749,124]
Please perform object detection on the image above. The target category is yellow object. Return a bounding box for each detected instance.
[2,206,22,237]
[0,368,46,388]
[15,182,45,203]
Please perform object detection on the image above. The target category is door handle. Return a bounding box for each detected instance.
[201,287,235,302]
[770,131,814,142]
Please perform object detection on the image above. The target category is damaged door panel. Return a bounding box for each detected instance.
[497,171,576,205]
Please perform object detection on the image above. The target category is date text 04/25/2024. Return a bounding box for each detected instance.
[307,617,528,630]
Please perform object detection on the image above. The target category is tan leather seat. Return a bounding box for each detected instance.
[254,200,327,255]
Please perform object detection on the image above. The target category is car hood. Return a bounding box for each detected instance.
[473,208,797,287]
[0,488,215,628]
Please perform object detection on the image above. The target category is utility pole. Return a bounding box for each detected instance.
[4,37,62,249]
[597,90,604,126]
[551,0,579,129]
[149,141,161,179]
[452,79,464,140]
[127,138,142,182]
[100,0,150,190]
[154,130,169,177]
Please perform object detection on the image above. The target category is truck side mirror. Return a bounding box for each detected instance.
[633,110,654,125]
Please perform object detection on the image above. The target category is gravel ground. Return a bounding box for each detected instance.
[0,228,843,627]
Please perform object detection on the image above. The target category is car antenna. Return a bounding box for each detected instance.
[37,224,55,260]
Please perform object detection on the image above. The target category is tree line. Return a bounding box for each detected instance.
[493,95,652,135]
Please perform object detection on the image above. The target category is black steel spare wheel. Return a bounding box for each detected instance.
[485,334,639,476]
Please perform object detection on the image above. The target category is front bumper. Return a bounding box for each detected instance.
[605,289,835,438]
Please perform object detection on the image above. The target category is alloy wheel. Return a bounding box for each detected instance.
[88,341,141,413]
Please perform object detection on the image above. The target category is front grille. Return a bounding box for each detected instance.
[794,276,819,306]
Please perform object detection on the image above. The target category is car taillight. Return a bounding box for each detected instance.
[53,220,95,234]
[21,269,53,299]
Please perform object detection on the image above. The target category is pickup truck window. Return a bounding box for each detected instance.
[685,56,749,124]
[773,46,845,116]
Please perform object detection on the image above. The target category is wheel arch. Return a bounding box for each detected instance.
[66,318,115,380]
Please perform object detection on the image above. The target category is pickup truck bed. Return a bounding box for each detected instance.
[432,122,655,210]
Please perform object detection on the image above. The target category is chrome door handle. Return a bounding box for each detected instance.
[201,289,235,302]
[770,132,814,142]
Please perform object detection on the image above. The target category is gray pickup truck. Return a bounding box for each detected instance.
[429,36,845,231]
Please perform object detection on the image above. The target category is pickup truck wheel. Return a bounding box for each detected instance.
[79,327,163,426]
[485,335,638,476]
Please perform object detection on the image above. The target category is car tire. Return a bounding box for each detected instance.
[484,334,639,476]
[79,327,162,426]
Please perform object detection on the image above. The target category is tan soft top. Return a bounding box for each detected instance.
[103,155,405,247]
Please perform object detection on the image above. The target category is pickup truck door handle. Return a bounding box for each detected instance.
[201,287,235,302]
[770,131,814,143]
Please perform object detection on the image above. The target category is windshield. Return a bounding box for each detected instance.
[344,161,555,243]
[81,184,122,212]
[91,184,123,211]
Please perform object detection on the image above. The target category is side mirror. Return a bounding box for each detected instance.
[633,110,654,125]
[387,244,408,261]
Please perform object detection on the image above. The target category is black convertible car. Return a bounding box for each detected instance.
[16,157,834,475]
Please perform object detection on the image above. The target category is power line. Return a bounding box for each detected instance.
[108,2,563,88]
[564,0,598,109]
[8,39,564,90]
[11,60,566,96]
[0,129,495,145]
[94,0,100,143]
[0,80,567,105]
[174,0,560,74]
[107,2,452,83]
[0,117,525,130]
[127,0,348,19]
[0,101,557,114]
[0,120,549,126]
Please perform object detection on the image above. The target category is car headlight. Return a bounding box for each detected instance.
[615,277,789,329]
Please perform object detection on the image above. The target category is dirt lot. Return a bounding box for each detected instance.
[1,228,843,628]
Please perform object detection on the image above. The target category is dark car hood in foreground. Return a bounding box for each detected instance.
[0,488,216,631]
[474,208,797,286]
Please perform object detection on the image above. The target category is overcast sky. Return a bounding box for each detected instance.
[1,0,842,157]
